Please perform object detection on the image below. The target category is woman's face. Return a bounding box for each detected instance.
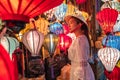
[68,18,80,32]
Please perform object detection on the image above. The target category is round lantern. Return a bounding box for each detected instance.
[0,44,15,80]
[96,8,118,34]
[0,0,64,22]
[59,34,72,51]
[22,29,44,56]
[43,32,58,57]
[0,36,19,58]
[49,22,64,35]
[0,0,64,33]
[102,35,120,50]
[113,14,120,32]
[98,47,120,72]
[76,0,86,4]
[101,1,120,12]
[54,3,67,21]
[104,66,120,80]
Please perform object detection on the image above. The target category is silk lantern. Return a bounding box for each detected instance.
[54,3,67,21]
[0,0,63,32]
[0,0,64,22]
[104,66,120,80]
[98,47,120,72]
[0,36,19,59]
[0,44,15,80]
[44,32,58,57]
[59,34,72,52]
[102,35,120,50]
[22,20,44,56]
[96,8,118,34]
[49,22,64,35]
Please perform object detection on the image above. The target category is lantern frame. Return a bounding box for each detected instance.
[22,29,44,56]
[43,32,58,57]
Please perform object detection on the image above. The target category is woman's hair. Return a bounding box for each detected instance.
[72,16,91,52]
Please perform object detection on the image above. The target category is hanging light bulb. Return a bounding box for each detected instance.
[98,47,120,72]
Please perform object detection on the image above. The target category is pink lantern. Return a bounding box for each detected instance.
[59,34,72,51]
[76,0,86,4]
[96,8,118,34]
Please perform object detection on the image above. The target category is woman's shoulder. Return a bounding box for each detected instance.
[77,35,87,40]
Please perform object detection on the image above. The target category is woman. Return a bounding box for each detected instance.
[64,14,95,80]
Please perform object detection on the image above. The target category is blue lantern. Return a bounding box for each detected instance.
[54,3,67,21]
[49,22,63,35]
[0,36,19,59]
[102,35,120,50]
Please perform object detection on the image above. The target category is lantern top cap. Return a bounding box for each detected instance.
[64,11,87,27]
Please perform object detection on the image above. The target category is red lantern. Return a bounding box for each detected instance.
[59,34,72,52]
[0,0,63,22]
[104,66,120,80]
[76,0,86,4]
[96,8,118,34]
[0,44,15,80]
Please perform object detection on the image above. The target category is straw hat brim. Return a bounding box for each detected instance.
[64,14,88,27]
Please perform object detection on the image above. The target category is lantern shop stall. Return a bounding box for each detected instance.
[0,0,118,80]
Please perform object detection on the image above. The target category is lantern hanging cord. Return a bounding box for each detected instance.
[106,1,112,9]
[30,18,36,29]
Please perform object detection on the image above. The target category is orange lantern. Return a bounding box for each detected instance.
[59,34,72,52]
[96,8,118,34]
[0,0,63,33]
[0,0,63,22]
